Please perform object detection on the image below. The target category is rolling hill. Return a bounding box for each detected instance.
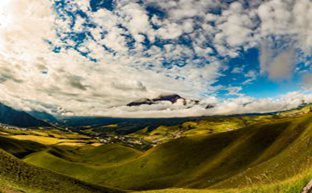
[0,148,122,193]
[0,105,311,192]
[21,113,312,192]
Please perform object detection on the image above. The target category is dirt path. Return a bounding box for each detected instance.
[302,179,312,193]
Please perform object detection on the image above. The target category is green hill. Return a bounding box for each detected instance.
[23,144,142,183]
[22,114,312,192]
[0,149,123,193]
[49,144,143,166]
[0,135,46,158]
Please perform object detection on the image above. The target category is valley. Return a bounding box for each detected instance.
[1,0,311,192]
[0,105,311,193]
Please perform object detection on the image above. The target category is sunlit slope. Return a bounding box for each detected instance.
[210,115,312,189]
[0,127,100,147]
[0,149,122,193]
[0,135,46,159]
[24,114,312,192]
[25,143,142,167]
[23,144,143,182]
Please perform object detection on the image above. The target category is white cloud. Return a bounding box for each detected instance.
[118,2,152,43]
[232,67,243,74]
[260,46,296,81]
[302,73,312,90]
[0,0,311,117]
[87,91,312,118]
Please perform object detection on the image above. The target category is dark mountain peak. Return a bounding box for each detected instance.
[127,98,154,107]
[0,103,50,127]
[153,94,184,103]
[127,94,186,107]
[205,104,215,109]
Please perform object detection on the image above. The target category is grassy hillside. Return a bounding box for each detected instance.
[22,114,312,192]
[0,149,122,193]
[0,127,99,147]
[0,135,46,158]
[137,170,312,193]
[117,105,312,146]
[131,117,245,144]
[0,106,311,192]
[23,144,142,182]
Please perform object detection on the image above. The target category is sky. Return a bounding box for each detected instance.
[0,0,311,117]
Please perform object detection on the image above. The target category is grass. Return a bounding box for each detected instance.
[131,117,246,144]
[25,143,142,166]
[0,127,100,147]
[129,113,301,145]
[24,144,141,185]
[0,106,312,192]
[9,135,64,145]
[0,149,123,193]
[21,114,312,192]
[0,135,46,158]
[23,143,143,183]
[137,171,312,193]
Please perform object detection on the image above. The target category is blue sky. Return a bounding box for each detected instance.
[0,0,311,117]
[215,48,301,98]
[50,0,311,99]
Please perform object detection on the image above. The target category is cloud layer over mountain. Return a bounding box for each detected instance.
[0,0,311,117]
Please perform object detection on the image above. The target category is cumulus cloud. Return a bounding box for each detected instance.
[257,0,312,81]
[302,73,312,90]
[92,91,312,118]
[260,46,296,81]
[0,0,311,117]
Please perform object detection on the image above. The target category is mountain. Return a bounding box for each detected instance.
[0,103,50,127]
[127,94,200,107]
[59,103,312,130]
[126,98,154,106]
[153,94,187,103]
[29,111,59,124]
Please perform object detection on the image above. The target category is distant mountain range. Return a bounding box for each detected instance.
[0,103,50,127]
[0,94,217,128]
[0,96,310,129]
[28,111,59,124]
